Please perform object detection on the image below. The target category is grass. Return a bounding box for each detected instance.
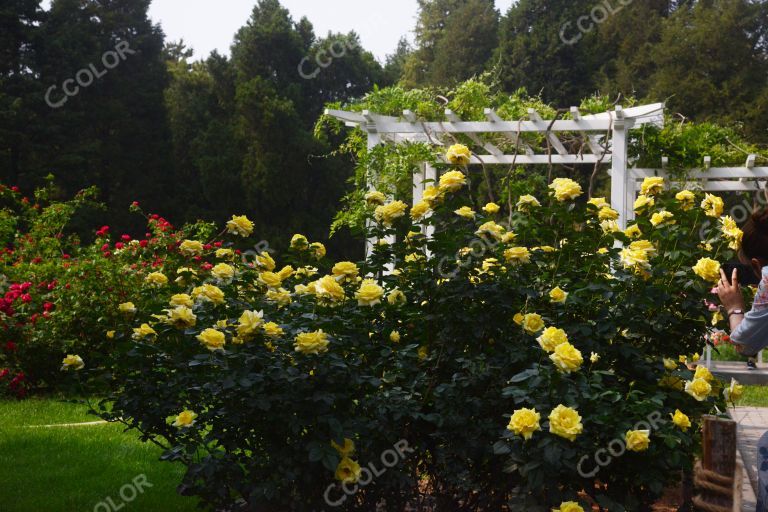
[709,343,747,362]
[0,397,199,512]
[736,385,768,408]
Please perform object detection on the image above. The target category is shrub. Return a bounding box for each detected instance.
[90,165,733,511]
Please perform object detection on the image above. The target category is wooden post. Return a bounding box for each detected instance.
[702,415,737,476]
[610,107,630,230]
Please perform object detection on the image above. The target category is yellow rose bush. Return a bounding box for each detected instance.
[91,174,732,511]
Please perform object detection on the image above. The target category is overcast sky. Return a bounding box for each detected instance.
[42,0,516,61]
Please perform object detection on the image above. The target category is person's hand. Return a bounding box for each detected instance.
[716,267,745,313]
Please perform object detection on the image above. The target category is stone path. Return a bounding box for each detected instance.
[731,407,768,511]
[711,361,768,386]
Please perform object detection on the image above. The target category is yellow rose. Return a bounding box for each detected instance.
[513,312,524,325]
[166,306,197,329]
[179,239,204,256]
[215,248,235,260]
[624,224,642,238]
[422,185,442,206]
[587,197,610,209]
[549,178,583,201]
[549,286,568,304]
[619,247,651,272]
[439,170,468,193]
[332,261,359,280]
[549,342,584,373]
[553,502,584,512]
[521,313,544,334]
[445,144,471,166]
[454,206,476,219]
[676,190,695,210]
[258,271,283,289]
[290,234,309,250]
[374,200,408,226]
[119,301,137,315]
[355,279,384,307]
[724,378,744,402]
[331,438,355,457]
[640,176,665,196]
[685,378,712,401]
[132,323,157,340]
[548,405,583,441]
[106,330,115,339]
[590,352,600,363]
[516,194,541,211]
[692,257,721,283]
[172,410,197,428]
[663,358,678,371]
[475,221,506,240]
[236,310,264,338]
[694,365,714,382]
[633,194,655,214]
[266,288,291,307]
[650,210,675,227]
[671,409,691,431]
[61,354,84,371]
[504,247,531,264]
[720,216,743,250]
[482,202,500,214]
[145,271,168,287]
[197,328,226,351]
[701,193,724,218]
[316,275,345,302]
[277,265,294,280]
[507,407,541,440]
[625,430,651,452]
[294,329,329,355]
[255,251,276,271]
[387,288,406,306]
[600,220,620,234]
[537,327,568,352]
[411,200,431,221]
[365,190,386,205]
[212,263,235,282]
[192,284,225,305]
[390,331,401,343]
[418,346,429,360]
[175,267,198,285]
[335,457,361,483]
[598,207,619,221]
[263,322,284,338]
[226,215,254,237]
[309,242,326,259]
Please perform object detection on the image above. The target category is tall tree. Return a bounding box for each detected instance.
[403,0,498,87]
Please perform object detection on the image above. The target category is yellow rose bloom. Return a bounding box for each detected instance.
[390,331,401,343]
[439,170,467,192]
[355,279,384,307]
[694,365,714,382]
[365,190,386,205]
[132,323,157,340]
[720,216,743,250]
[598,207,619,221]
[600,220,620,234]
[445,144,471,166]
[387,288,406,306]
[418,346,429,360]
[521,313,545,334]
[290,234,309,250]
[724,378,744,402]
[331,438,355,457]
[179,239,204,256]
[277,265,294,280]
[255,251,276,271]
[633,194,655,214]
[145,271,168,287]
[309,242,326,259]
[262,322,284,338]
[226,215,254,237]
[215,248,234,260]
[332,261,359,280]
[590,352,600,363]
[516,194,541,211]
[549,342,584,373]
[258,271,283,289]
[166,306,197,329]
[701,193,724,218]
[335,457,362,483]
[211,263,235,282]
[685,378,712,401]
[475,221,506,240]
[671,409,691,431]
[294,329,330,355]
[374,200,409,226]
[625,430,651,452]
[236,310,264,338]
[197,328,226,351]
[676,190,695,210]
[454,206,476,219]
[411,200,431,221]
[663,358,678,371]
[504,246,531,264]
[172,410,197,428]
[119,301,137,314]
[513,312,524,325]
[549,178,583,202]
[587,197,610,209]
[640,176,665,196]
[553,502,585,512]
[537,327,568,352]
[548,405,583,441]
[624,224,642,239]
[650,210,675,227]
[692,257,721,283]
[482,202,500,214]
[266,288,291,307]
[316,275,346,302]
[191,284,226,305]
[422,185,442,206]
[61,354,85,371]
[507,407,541,440]
[549,286,568,304]
[106,330,115,339]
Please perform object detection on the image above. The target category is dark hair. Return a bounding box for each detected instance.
[740,207,768,262]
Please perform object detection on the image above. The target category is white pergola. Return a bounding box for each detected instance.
[326,103,768,230]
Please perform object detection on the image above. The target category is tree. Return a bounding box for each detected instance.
[382,37,412,85]
[403,0,498,87]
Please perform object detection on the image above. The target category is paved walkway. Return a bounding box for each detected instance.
[710,361,768,385]
[731,407,768,511]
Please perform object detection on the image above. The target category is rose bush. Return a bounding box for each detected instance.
[88,159,736,510]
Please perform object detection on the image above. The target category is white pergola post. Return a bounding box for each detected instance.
[610,106,632,229]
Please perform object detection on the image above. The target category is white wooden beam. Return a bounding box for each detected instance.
[484,108,534,156]
[438,154,609,165]
[445,109,503,156]
[571,107,605,156]
[528,108,569,155]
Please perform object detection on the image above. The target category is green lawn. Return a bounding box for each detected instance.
[737,385,768,408]
[0,397,199,512]
[710,343,747,362]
